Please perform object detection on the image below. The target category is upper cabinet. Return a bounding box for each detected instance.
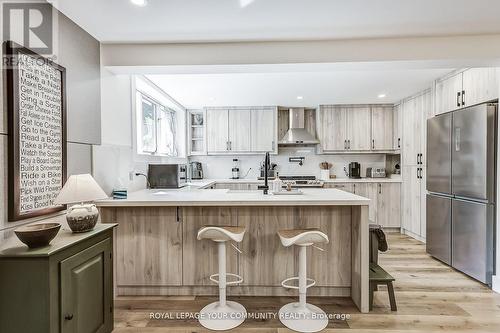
[205,107,277,155]
[228,109,252,152]
[371,105,394,150]
[319,105,394,152]
[319,106,348,151]
[251,107,277,152]
[435,68,499,115]
[206,108,230,153]
[346,106,372,150]
[462,68,499,107]
[435,72,463,115]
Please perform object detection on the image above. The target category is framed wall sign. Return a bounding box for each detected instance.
[4,41,67,221]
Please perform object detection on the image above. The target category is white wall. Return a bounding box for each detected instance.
[93,72,188,195]
[190,147,387,180]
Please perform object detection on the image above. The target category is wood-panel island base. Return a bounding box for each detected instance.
[100,205,369,312]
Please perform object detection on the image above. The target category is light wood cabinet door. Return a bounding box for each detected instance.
[251,108,275,152]
[115,207,182,286]
[462,68,499,107]
[206,109,229,152]
[401,166,421,234]
[435,72,462,115]
[377,183,401,228]
[393,103,402,150]
[320,105,347,151]
[346,106,371,151]
[371,105,393,150]
[353,183,378,223]
[228,109,251,152]
[401,97,422,166]
[182,207,239,286]
[238,207,295,286]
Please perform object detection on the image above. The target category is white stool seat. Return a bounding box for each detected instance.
[198,226,246,242]
[277,228,329,333]
[197,225,246,331]
[278,228,329,247]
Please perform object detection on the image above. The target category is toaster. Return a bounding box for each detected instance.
[366,167,386,178]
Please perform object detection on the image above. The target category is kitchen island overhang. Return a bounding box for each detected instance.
[97,188,370,313]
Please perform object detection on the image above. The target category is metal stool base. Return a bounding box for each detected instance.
[278,302,328,333]
[199,301,247,331]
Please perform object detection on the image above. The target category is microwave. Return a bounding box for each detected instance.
[148,164,187,188]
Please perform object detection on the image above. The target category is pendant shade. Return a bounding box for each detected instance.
[54,174,108,205]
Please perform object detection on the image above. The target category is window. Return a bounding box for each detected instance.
[137,92,178,156]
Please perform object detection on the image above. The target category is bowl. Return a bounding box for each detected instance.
[14,223,61,248]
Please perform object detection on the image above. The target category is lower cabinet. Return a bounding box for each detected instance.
[0,225,115,333]
[61,240,113,333]
[353,183,378,223]
[325,182,401,228]
[377,183,401,228]
[114,207,182,286]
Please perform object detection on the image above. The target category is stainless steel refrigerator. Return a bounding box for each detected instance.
[426,103,496,285]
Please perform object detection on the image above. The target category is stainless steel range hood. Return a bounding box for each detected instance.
[279,108,319,145]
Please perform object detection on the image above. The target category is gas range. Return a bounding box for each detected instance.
[278,175,324,188]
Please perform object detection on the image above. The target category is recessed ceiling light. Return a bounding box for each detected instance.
[378,94,386,98]
[130,0,147,7]
[296,96,304,100]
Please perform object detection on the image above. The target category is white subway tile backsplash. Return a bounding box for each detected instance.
[190,147,386,179]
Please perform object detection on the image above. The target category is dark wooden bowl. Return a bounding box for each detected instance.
[14,223,61,248]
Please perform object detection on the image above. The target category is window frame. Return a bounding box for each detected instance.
[136,91,178,157]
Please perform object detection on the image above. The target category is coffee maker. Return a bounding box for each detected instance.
[190,161,203,180]
[348,162,361,179]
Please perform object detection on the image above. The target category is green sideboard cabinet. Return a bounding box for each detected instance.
[0,223,116,333]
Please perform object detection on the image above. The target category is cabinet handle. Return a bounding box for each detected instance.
[372,139,375,150]
[378,183,381,194]
[457,91,461,107]
[176,206,182,223]
[397,138,401,148]
[353,184,356,193]
[344,140,347,150]
[348,140,351,150]
[272,140,275,151]
[462,90,465,106]
[65,314,74,321]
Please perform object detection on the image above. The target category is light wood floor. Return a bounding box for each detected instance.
[113,233,500,332]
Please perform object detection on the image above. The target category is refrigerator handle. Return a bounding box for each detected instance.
[455,127,461,151]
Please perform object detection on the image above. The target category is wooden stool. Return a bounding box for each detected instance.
[277,228,329,333]
[197,226,246,330]
[369,263,397,311]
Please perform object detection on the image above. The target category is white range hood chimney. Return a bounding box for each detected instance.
[278,108,319,145]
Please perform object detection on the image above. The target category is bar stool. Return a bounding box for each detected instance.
[277,228,329,333]
[197,226,246,331]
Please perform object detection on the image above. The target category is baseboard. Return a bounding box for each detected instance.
[401,228,426,243]
[492,275,500,293]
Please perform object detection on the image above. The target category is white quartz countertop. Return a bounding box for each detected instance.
[96,188,370,207]
[187,177,401,188]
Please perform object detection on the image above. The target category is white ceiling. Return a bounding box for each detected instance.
[146,68,451,108]
[52,0,500,43]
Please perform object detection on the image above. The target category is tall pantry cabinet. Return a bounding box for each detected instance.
[400,89,433,241]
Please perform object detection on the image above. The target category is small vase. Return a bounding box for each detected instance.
[66,204,99,233]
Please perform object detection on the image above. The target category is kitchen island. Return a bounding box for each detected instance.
[97,187,370,312]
